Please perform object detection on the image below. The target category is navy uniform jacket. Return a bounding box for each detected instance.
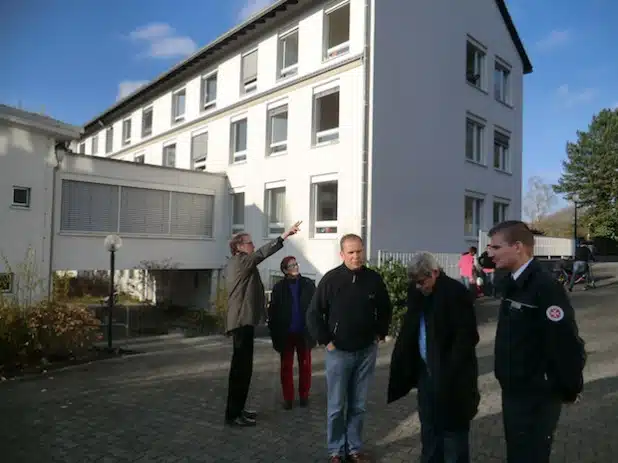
[494,258,586,403]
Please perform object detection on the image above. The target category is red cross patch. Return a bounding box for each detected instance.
[546,305,564,322]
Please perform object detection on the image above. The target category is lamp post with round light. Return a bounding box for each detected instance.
[104,234,122,350]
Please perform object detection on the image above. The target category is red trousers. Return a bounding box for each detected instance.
[280,333,312,402]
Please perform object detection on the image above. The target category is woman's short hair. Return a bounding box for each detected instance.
[280,256,296,273]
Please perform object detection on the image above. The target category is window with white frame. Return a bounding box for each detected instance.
[142,107,153,137]
[231,192,245,234]
[241,50,258,94]
[230,118,248,163]
[122,118,132,145]
[172,88,186,122]
[466,41,485,88]
[312,177,338,235]
[493,130,510,172]
[191,131,208,170]
[264,184,286,236]
[79,143,85,154]
[134,153,145,164]
[493,200,509,225]
[466,118,484,163]
[201,73,217,110]
[324,1,350,59]
[278,27,299,78]
[105,127,113,153]
[494,61,511,104]
[464,195,484,237]
[0,272,14,293]
[91,135,98,155]
[162,144,176,167]
[313,86,340,145]
[267,104,288,154]
[12,186,31,208]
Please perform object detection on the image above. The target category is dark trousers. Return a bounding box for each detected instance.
[225,325,255,420]
[502,392,562,463]
[418,366,470,463]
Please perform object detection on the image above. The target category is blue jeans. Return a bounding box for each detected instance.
[325,343,378,457]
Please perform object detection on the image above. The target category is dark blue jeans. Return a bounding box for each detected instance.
[325,343,378,457]
[418,366,470,463]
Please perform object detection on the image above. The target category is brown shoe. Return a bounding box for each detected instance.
[347,452,372,463]
[328,456,344,463]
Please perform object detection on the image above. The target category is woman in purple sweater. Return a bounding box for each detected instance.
[267,256,316,409]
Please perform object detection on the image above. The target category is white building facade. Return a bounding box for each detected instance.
[74,0,532,286]
[0,104,81,299]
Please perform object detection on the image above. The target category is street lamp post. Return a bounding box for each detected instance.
[104,234,122,351]
[572,194,580,247]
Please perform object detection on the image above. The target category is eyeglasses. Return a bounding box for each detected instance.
[286,263,299,269]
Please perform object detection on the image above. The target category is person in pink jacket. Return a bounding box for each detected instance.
[458,247,478,291]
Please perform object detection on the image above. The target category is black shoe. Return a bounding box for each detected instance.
[242,409,257,420]
[299,397,309,408]
[225,416,256,427]
[283,400,293,410]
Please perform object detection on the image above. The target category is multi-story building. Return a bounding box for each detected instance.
[74,0,532,286]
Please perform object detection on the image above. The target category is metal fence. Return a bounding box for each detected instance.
[377,230,576,276]
[376,250,462,280]
[478,230,574,258]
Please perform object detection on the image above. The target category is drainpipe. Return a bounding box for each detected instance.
[47,142,63,300]
[360,0,372,259]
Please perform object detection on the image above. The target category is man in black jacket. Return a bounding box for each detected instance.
[387,252,480,463]
[488,220,586,463]
[267,256,316,409]
[306,234,392,463]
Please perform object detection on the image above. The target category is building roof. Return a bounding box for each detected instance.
[0,104,82,140]
[82,0,532,136]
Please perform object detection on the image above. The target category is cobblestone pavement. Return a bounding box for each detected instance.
[1,270,617,462]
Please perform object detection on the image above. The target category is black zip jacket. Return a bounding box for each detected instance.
[494,259,586,402]
[306,264,392,352]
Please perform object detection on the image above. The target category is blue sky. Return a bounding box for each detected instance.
[1,0,617,209]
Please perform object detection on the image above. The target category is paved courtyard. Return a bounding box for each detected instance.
[1,265,618,462]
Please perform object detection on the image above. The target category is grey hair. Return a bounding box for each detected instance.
[407,252,441,280]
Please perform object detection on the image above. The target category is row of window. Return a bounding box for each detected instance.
[231,177,339,238]
[465,195,509,238]
[78,1,352,156]
[133,84,341,169]
[466,39,512,105]
[466,116,511,172]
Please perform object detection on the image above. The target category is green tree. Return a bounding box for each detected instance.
[554,108,618,238]
[367,259,408,336]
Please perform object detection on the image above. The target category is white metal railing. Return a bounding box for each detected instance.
[479,230,574,258]
[377,231,576,277]
[376,251,462,280]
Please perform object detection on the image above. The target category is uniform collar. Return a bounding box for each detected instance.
[512,258,534,280]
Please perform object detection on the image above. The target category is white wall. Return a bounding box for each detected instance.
[0,123,56,297]
[369,0,524,255]
[52,154,229,271]
[78,0,366,161]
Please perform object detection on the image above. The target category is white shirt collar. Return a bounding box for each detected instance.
[512,258,534,280]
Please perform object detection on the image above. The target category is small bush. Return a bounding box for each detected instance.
[0,301,100,368]
[367,259,409,336]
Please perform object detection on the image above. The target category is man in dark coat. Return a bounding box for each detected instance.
[224,221,301,427]
[387,251,480,463]
[267,256,316,409]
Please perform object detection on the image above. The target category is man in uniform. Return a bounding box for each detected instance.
[487,220,586,463]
